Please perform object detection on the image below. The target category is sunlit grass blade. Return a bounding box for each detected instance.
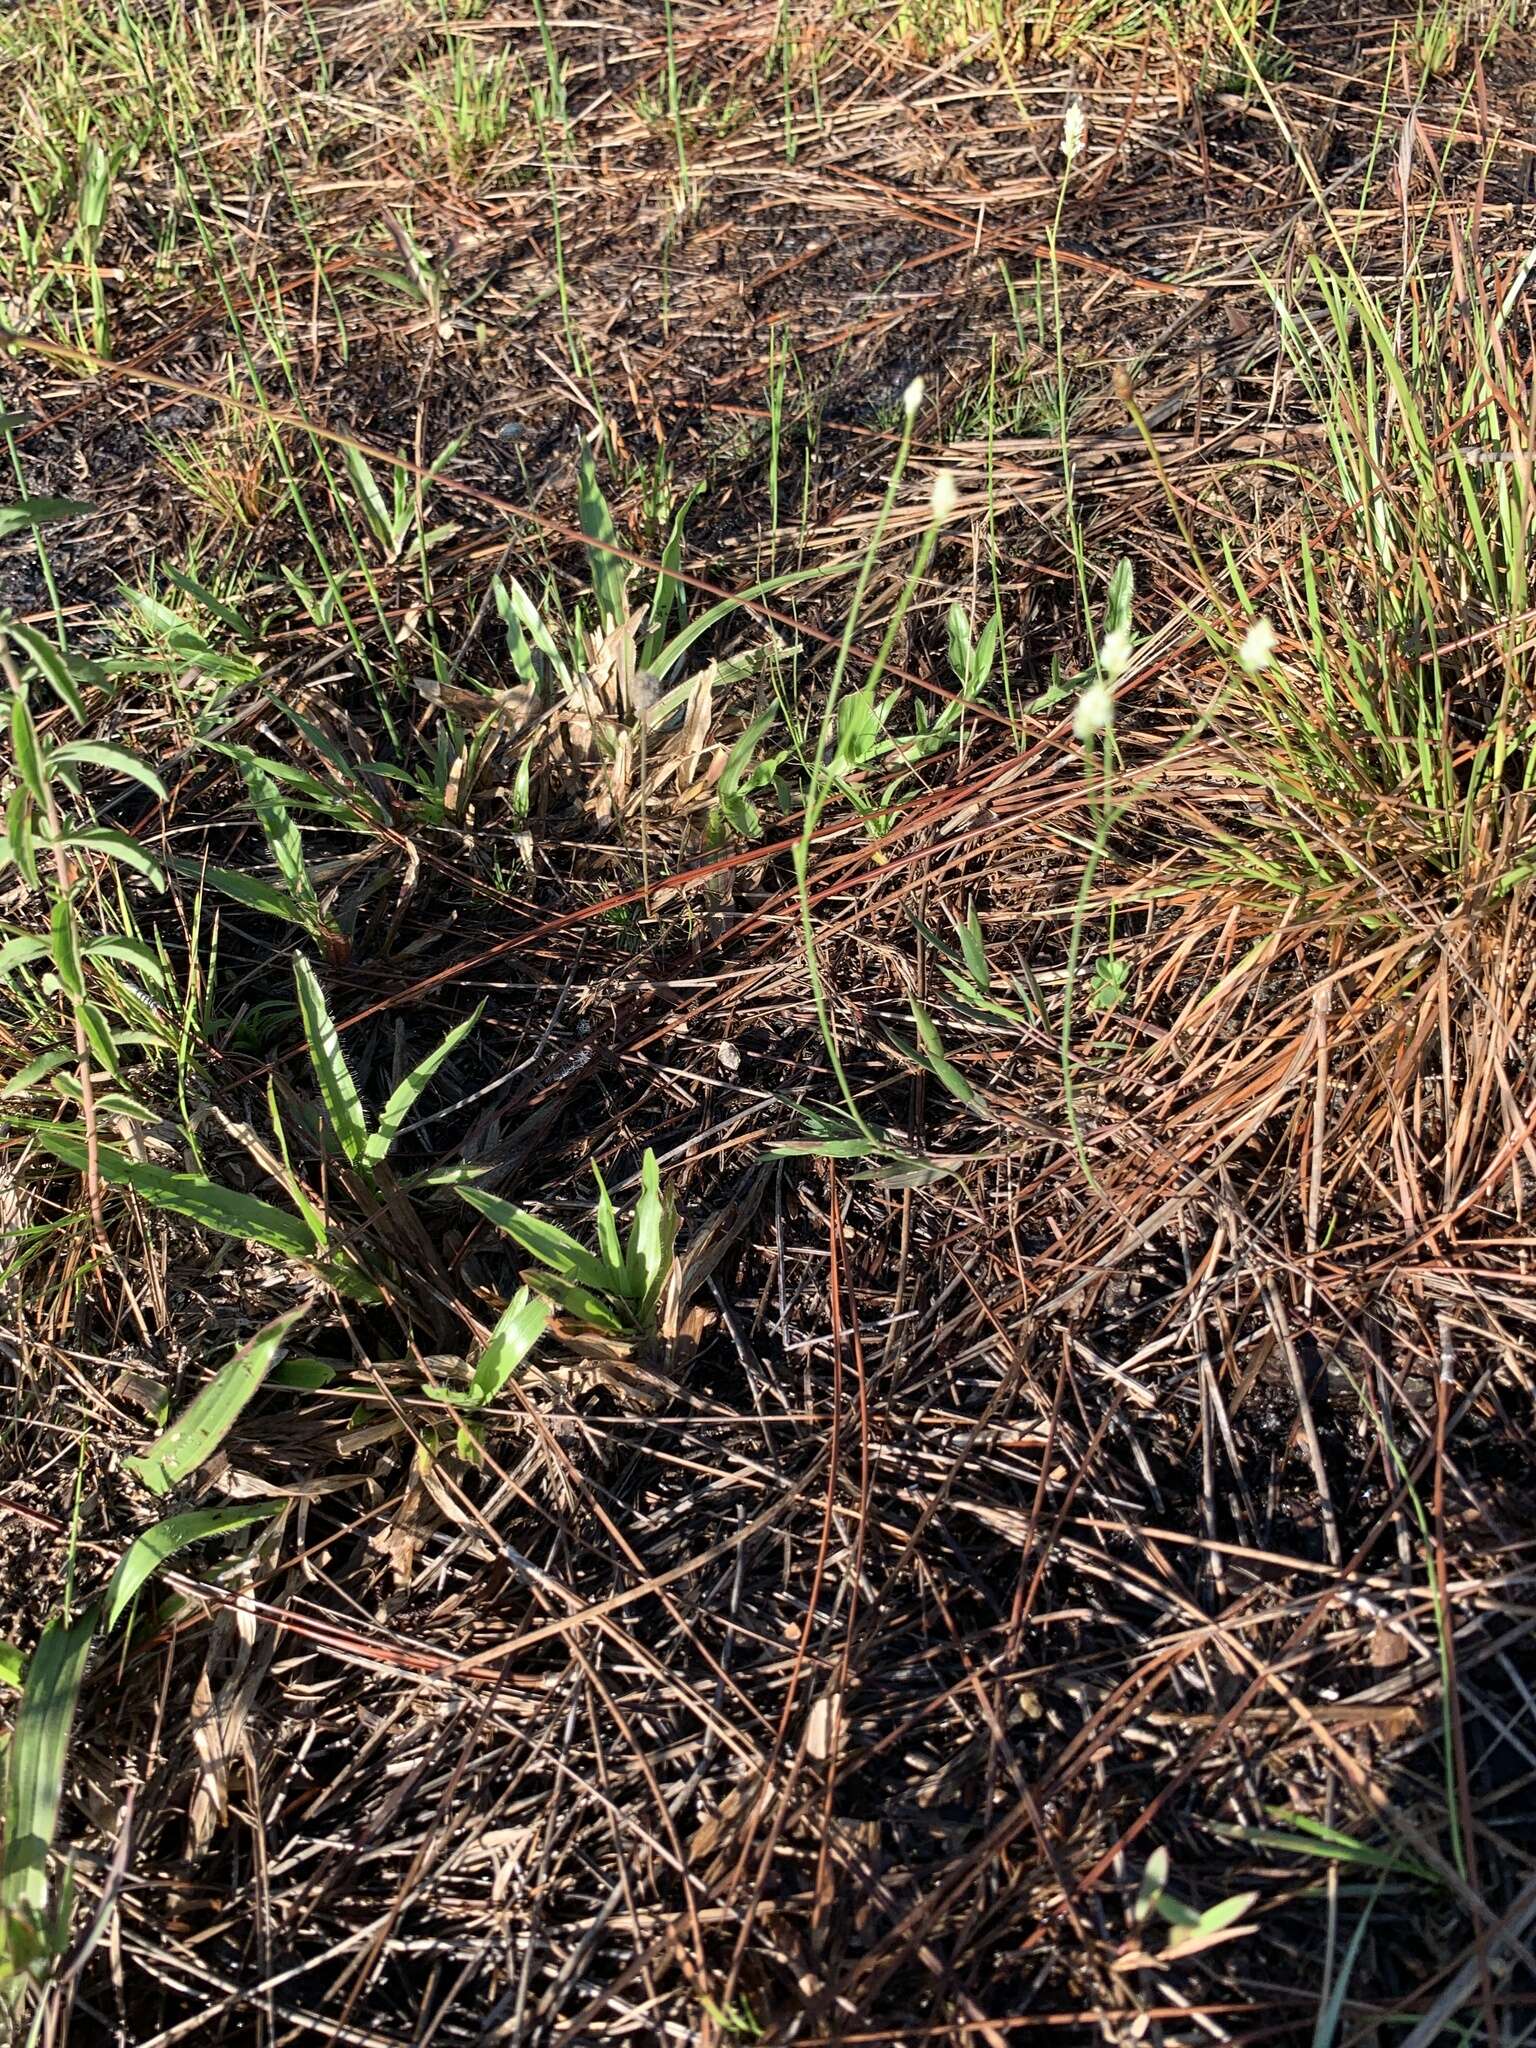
[31,1126,319,1262]
[102,1501,284,1629]
[364,1001,483,1165]
[124,1306,307,1496]
[0,1605,95,1923]
[459,1183,615,1296]
[294,956,369,1168]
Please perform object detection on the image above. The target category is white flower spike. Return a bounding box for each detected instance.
[1074,679,1114,743]
[902,376,926,420]
[1097,625,1133,681]
[1238,618,1278,673]
[1062,101,1086,163]
[930,470,959,522]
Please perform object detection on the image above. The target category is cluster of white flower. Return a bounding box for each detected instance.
[1070,617,1279,748]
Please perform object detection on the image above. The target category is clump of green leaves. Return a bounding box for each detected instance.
[460,1150,679,1342]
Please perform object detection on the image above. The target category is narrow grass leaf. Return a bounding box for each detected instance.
[0,1647,23,1690]
[0,498,96,541]
[909,998,977,1104]
[31,1127,318,1262]
[1102,556,1134,640]
[577,442,628,627]
[591,1165,624,1276]
[342,444,394,552]
[190,862,309,927]
[245,766,313,907]
[365,1002,483,1164]
[1,622,87,720]
[50,742,168,802]
[0,1605,96,1920]
[1168,1890,1258,1946]
[459,1184,615,1294]
[3,1049,75,1096]
[625,1148,677,1314]
[102,1502,283,1630]
[294,957,369,1168]
[124,1307,307,1496]
[63,827,165,889]
[159,566,254,640]
[492,573,567,683]
[48,902,85,1003]
[468,1286,549,1404]
[9,695,47,808]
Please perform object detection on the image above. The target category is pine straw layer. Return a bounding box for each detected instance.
[4,0,1536,2042]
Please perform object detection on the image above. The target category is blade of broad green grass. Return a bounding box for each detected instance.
[159,564,255,640]
[186,861,313,930]
[270,1357,337,1390]
[2,621,87,720]
[245,765,316,913]
[591,1165,624,1276]
[294,957,369,1169]
[124,1307,307,1496]
[640,488,695,672]
[102,1501,283,1630]
[525,1275,628,1335]
[0,497,96,540]
[59,827,165,890]
[577,442,629,628]
[0,1648,22,1690]
[28,1127,362,1278]
[364,1002,484,1166]
[624,1148,677,1313]
[1214,1815,1438,1883]
[493,572,571,687]
[47,742,167,801]
[908,998,978,1106]
[470,1287,548,1402]
[0,1604,95,1921]
[340,443,394,554]
[459,1184,615,1296]
[9,695,47,808]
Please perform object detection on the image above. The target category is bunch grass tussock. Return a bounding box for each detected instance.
[1,0,1535,2042]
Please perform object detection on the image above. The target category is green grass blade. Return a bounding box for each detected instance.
[102,1502,283,1631]
[577,441,629,627]
[459,1184,614,1294]
[2,621,87,719]
[0,1605,96,1921]
[591,1164,624,1276]
[123,1308,307,1496]
[625,1148,678,1314]
[62,828,165,889]
[0,498,96,540]
[31,1126,319,1263]
[468,1286,549,1404]
[294,957,369,1168]
[245,765,314,909]
[364,1002,483,1165]
[341,444,393,552]
[187,862,311,928]
[49,742,168,802]
[9,695,47,809]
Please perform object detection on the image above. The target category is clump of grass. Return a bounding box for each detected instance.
[407,36,523,182]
